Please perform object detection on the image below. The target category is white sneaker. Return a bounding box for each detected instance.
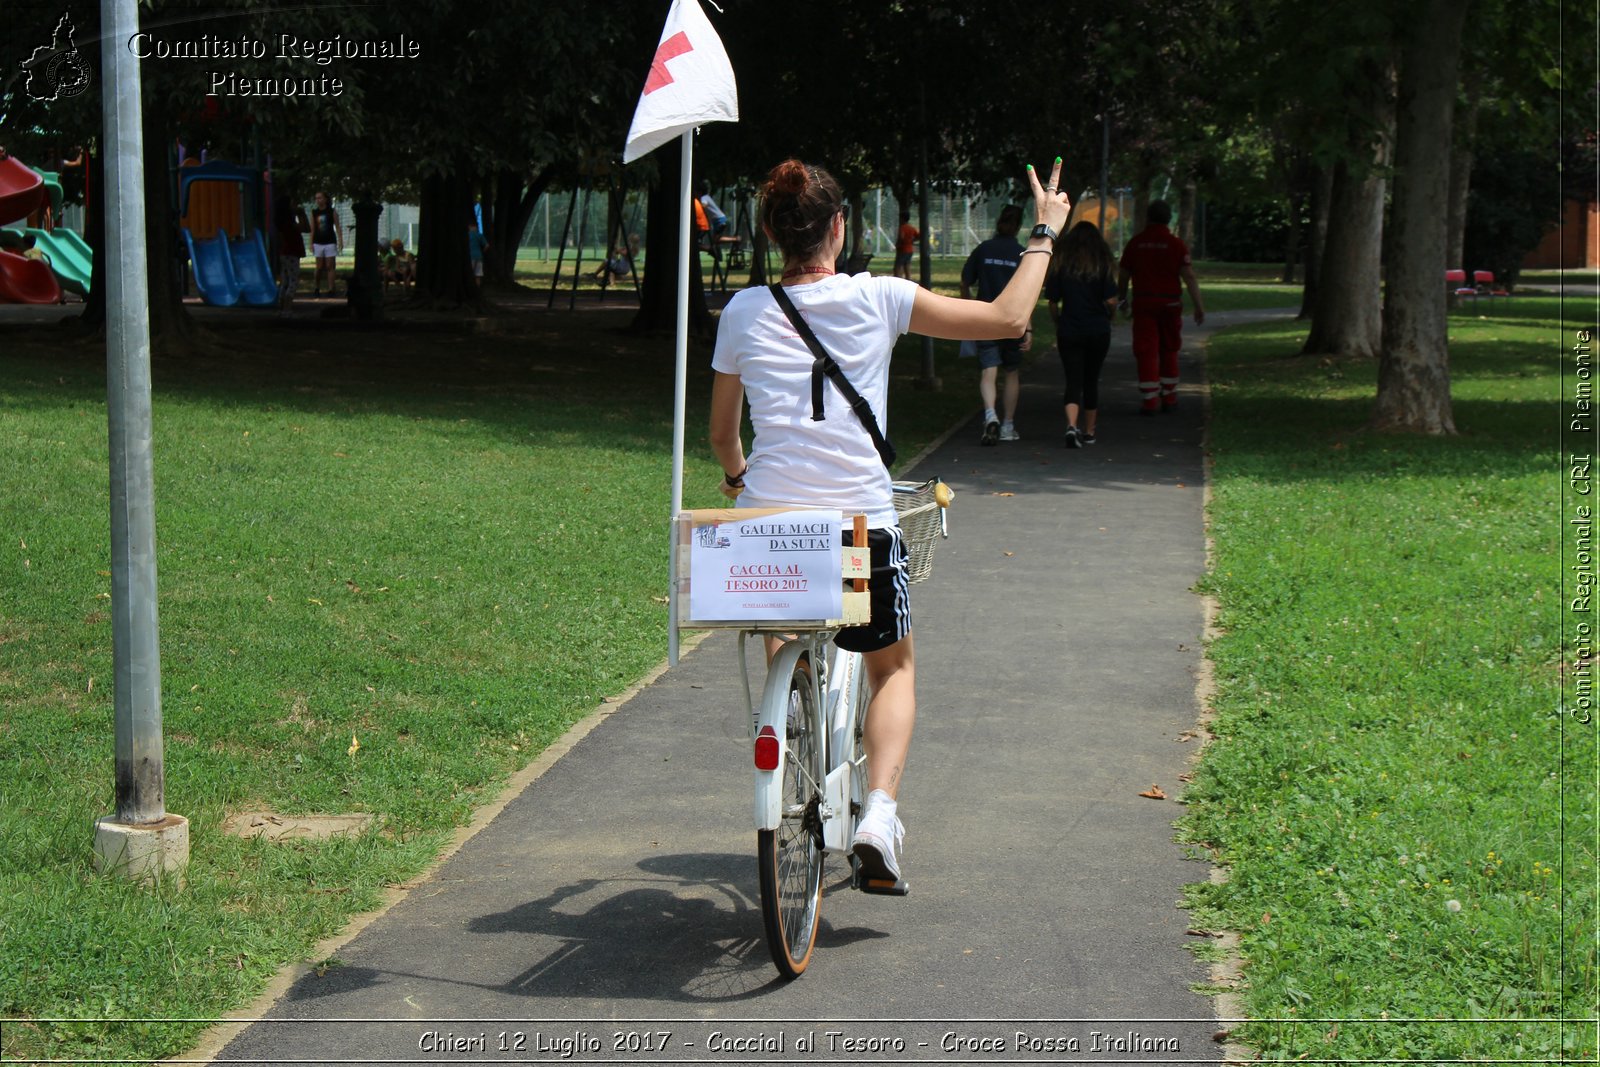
[851,790,905,884]
[999,423,1021,441]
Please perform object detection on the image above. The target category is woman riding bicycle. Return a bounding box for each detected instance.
[710,156,1071,887]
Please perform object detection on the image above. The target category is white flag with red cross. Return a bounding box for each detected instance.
[622,0,738,164]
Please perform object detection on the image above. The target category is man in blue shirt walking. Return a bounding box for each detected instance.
[961,205,1031,444]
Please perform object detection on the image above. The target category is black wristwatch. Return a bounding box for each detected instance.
[1030,223,1058,244]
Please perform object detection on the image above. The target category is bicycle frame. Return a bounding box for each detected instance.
[741,629,865,853]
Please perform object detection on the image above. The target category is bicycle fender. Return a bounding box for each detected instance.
[753,639,809,832]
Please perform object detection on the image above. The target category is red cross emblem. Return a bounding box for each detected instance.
[644,31,693,94]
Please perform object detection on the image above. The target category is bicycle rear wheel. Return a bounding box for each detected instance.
[758,652,825,978]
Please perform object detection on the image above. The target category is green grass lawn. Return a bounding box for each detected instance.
[26,114,1583,1051]
[0,305,991,1063]
[1183,295,1596,1061]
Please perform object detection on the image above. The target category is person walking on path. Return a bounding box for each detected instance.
[273,189,310,315]
[1117,200,1204,414]
[893,209,919,280]
[1047,221,1119,446]
[308,191,342,297]
[709,156,1070,889]
[962,204,1032,444]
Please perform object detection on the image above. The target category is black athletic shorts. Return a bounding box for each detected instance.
[835,526,911,654]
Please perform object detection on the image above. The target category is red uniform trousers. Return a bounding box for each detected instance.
[1131,304,1183,411]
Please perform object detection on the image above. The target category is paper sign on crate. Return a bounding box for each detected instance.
[688,509,843,622]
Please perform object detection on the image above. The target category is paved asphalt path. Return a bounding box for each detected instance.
[212,309,1294,1066]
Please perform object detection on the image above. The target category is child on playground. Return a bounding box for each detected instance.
[383,238,415,291]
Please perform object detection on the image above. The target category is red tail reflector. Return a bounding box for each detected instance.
[754,725,780,770]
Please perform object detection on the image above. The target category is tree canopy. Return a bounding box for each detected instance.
[2,0,1588,426]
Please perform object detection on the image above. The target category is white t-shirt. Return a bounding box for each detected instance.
[712,272,919,528]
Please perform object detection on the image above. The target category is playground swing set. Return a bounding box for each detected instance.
[546,172,645,310]
[0,152,94,304]
[542,174,758,310]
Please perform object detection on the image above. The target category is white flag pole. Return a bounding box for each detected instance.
[668,129,694,665]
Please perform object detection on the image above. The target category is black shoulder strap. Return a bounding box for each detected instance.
[768,283,896,468]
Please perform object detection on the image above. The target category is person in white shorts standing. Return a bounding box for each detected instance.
[308,190,342,296]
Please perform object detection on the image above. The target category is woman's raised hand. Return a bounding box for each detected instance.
[1028,156,1072,235]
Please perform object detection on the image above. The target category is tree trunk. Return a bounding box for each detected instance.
[415,172,477,307]
[1132,154,1157,234]
[1301,157,1386,357]
[1299,165,1334,320]
[1444,84,1480,291]
[140,99,200,355]
[1177,181,1197,247]
[845,192,869,273]
[347,197,383,321]
[1278,146,1310,285]
[83,145,106,329]
[747,223,769,288]
[1373,0,1468,434]
[1281,188,1303,285]
[631,137,709,334]
[483,167,552,287]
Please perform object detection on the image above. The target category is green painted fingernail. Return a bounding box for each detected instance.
[1055,156,1062,164]
[1027,164,1034,170]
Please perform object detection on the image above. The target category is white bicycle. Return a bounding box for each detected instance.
[740,478,950,978]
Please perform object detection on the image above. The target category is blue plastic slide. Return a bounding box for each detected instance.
[228,229,278,307]
[184,227,240,307]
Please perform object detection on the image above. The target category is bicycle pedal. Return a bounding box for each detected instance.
[849,852,909,896]
[858,875,910,896]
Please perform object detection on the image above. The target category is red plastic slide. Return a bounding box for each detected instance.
[0,249,63,304]
[0,156,46,224]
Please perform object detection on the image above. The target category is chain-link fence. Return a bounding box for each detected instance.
[336,178,1151,268]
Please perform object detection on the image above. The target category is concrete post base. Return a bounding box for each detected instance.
[93,813,189,884]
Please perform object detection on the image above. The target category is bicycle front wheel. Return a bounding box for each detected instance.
[757,652,825,978]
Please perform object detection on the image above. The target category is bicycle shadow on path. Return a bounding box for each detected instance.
[263,850,887,1013]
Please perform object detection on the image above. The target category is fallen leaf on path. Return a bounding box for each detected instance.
[1186,928,1222,937]
[1138,784,1167,799]
[1002,551,1014,557]
[992,491,1015,497]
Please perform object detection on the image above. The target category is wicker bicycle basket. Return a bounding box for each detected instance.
[892,479,946,584]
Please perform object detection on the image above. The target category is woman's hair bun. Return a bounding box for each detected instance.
[759,157,842,263]
[768,159,810,197]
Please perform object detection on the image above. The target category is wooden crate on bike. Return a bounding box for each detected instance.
[674,507,870,630]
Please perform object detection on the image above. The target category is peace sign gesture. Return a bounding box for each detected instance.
[1027,156,1072,236]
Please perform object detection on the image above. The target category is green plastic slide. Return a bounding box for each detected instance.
[20,227,92,296]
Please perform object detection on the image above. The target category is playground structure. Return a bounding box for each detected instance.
[178,159,277,308]
[545,165,644,310]
[541,175,760,308]
[0,154,93,303]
